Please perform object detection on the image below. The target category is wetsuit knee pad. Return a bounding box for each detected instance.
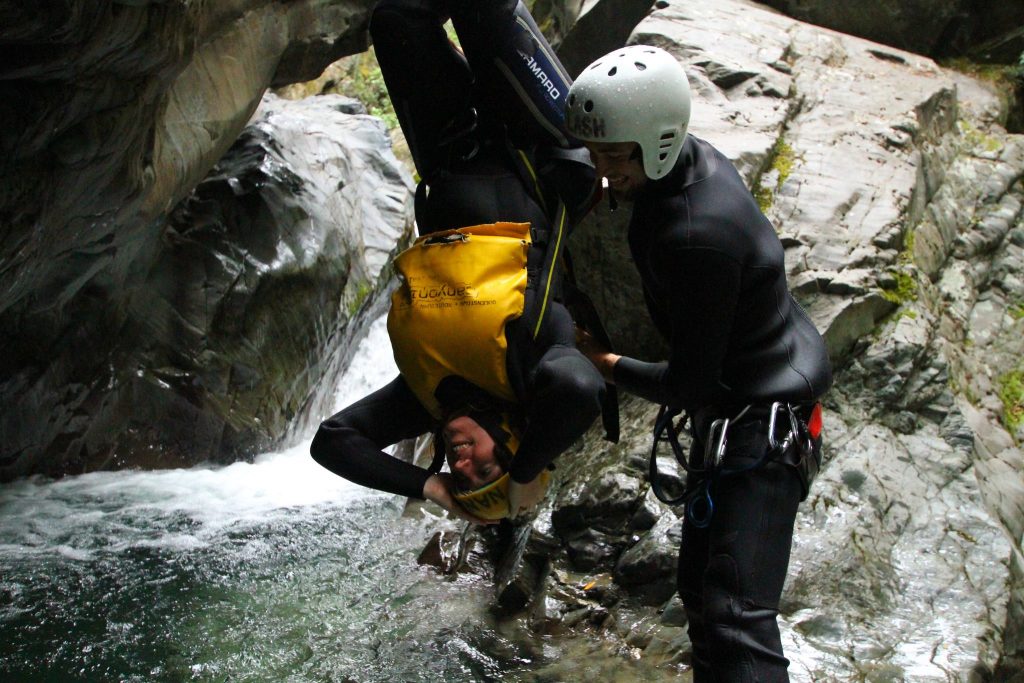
[700,553,743,624]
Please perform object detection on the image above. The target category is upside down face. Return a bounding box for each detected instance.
[442,415,502,491]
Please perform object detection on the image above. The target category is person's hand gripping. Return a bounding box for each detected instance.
[422,473,497,525]
[506,474,547,519]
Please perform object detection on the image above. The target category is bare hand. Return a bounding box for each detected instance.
[506,475,548,519]
[422,473,497,525]
[575,326,620,383]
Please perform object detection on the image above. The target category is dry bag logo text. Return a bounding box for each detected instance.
[400,278,496,310]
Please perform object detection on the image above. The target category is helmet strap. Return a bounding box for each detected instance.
[428,426,446,474]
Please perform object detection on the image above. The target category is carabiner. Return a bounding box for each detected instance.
[767,402,790,451]
[703,418,729,470]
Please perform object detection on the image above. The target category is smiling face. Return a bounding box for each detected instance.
[584,141,648,200]
[442,415,503,491]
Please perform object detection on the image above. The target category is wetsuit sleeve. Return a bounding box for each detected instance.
[613,246,742,410]
[310,376,436,499]
[509,303,604,483]
[535,145,599,228]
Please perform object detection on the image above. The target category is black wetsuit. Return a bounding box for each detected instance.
[613,136,832,682]
[311,0,603,499]
[614,135,831,409]
[311,303,600,497]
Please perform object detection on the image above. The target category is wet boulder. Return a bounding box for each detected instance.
[0,0,381,478]
[1,91,413,477]
[756,0,1024,63]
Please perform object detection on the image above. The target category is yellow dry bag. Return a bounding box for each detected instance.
[387,222,531,419]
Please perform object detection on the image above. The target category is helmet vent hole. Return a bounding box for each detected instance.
[584,99,594,113]
[635,62,647,71]
[660,132,676,141]
[608,66,617,76]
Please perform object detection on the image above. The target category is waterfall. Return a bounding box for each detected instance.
[0,313,682,683]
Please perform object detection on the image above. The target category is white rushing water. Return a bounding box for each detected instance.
[0,314,678,683]
[0,315,496,682]
[0,314,399,561]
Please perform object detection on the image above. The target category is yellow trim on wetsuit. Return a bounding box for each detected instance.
[533,203,567,339]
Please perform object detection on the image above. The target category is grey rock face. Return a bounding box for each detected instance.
[0,0,381,478]
[553,0,657,78]
[560,0,1024,678]
[757,0,1024,63]
[0,92,412,477]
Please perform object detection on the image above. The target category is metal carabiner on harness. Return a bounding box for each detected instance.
[687,416,732,529]
[703,418,729,471]
[765,401,820,500]
[767,401,799,452]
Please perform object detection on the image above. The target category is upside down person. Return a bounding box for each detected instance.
[310,0,607,522]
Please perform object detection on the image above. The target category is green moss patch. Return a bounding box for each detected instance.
[333,49,398,130]
[880,269,918,305]
[997,368,1024,436]
[957,119,1004,154]
[754,137,796,213]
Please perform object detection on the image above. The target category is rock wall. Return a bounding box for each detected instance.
[2,0,1023,678]
[554,1,1024,679]
[0,0,391,478]
[757,0,1024,63]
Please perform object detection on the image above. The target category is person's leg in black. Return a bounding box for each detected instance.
[678,421,803,682]
[369,0,474,182]
[497,302,603,482]
[446,0,576,149]
[511,344,603,481]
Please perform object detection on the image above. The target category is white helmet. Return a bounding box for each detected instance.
[566,45,691,180]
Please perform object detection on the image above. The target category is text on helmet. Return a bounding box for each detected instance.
[566,112,606,139]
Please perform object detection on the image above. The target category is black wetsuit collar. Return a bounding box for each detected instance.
[641,135,717,200]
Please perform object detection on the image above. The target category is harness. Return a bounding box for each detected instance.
[649,402,823,527]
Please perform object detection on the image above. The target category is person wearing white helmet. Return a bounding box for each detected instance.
[569,45,832,681]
